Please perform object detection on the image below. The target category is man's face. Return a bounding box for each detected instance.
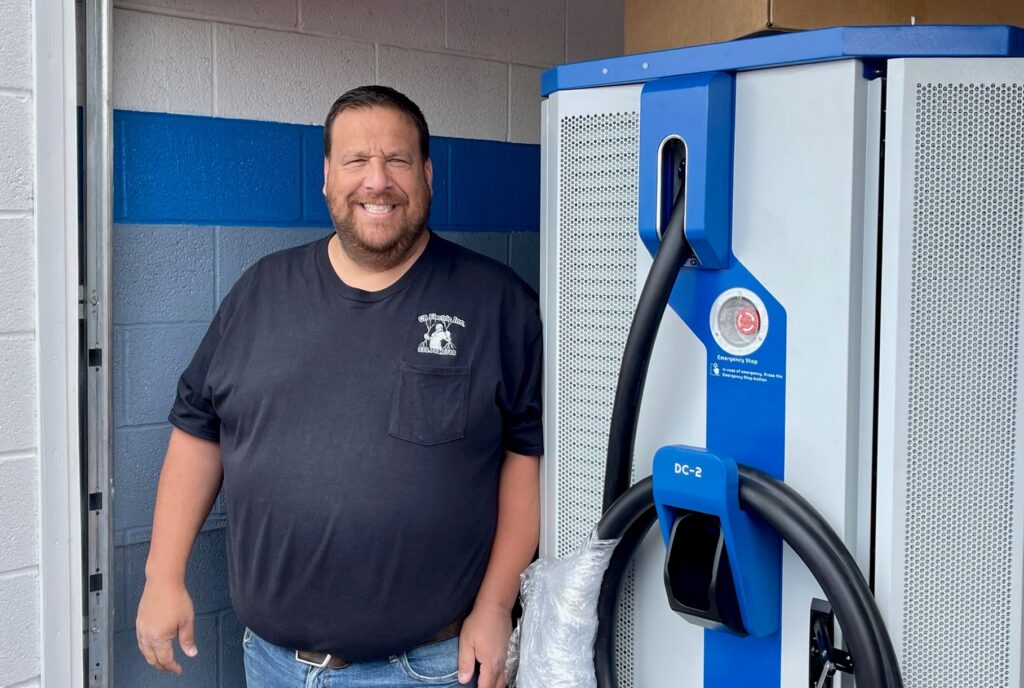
[323,106,433,268]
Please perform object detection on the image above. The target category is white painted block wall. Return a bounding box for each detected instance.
[0,0,42,684]
[111,0,625,143]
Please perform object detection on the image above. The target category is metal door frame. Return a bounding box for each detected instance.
[33,1,87,687]
[82,0,114,686]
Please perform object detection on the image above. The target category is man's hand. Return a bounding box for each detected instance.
[458,451,539,687]
[135,578,199,674]
[457,602,513,688]
[136,428,222,673]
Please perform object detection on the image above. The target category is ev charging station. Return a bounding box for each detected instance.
[538,26,1024,687]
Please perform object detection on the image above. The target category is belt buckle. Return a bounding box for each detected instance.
[295,650,333,669]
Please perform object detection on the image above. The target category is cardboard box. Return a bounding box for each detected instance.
[625,0,1024,54]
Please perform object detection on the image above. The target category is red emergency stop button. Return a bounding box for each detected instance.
[735,307,760,336]
[709,288,769,355]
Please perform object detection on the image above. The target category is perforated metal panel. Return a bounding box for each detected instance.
[901,80,1024,687]
[555,110,639,685]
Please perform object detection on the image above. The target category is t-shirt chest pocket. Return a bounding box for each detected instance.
[388,360,471,445]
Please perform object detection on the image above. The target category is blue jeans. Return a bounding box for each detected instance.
[243,627,478,688]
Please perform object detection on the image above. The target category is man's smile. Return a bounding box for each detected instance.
[359,203,397,216]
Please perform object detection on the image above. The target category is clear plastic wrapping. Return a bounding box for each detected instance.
[506,531,619,688]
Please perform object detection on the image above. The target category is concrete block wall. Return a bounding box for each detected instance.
[0,0,41,684]
[109,2,623,686]
[111,0,623,132]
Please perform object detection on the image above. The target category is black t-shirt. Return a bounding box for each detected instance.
[169,232,543,659]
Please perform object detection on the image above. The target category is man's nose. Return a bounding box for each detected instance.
[363,157,392,191]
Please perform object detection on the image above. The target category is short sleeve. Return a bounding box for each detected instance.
[168,308,224,442]
[501,296,544,457]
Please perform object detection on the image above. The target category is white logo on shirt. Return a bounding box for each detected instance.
[417,313,466,356]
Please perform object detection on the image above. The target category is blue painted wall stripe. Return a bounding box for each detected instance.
[114,110,539,232]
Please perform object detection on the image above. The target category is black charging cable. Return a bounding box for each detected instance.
[592,471,903,687]
[736,467,902,687]
[602,184,689,513]
[595,177,687,688]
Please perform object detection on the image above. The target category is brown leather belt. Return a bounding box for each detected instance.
[294,614,466,670]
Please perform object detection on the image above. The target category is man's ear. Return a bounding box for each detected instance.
[322,156,329,196]
[424,157,433,194]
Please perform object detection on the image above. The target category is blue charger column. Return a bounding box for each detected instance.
[639,71,787,688]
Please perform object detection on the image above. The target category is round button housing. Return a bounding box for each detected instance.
[710,288,769,355]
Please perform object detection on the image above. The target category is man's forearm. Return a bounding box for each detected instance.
[145,427,224,583]
[474,451,540,612]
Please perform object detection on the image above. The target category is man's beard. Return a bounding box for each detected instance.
[327,190,431,270]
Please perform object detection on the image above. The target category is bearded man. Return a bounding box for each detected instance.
[134,85,543,688]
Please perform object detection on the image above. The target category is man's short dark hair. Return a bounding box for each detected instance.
[323,85,430,161]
